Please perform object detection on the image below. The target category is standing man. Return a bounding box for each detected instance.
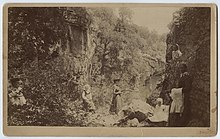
[178,63,192,126]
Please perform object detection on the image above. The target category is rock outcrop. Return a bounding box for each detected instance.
[161,7,211,126]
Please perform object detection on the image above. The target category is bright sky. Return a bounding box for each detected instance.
[131,7,181,35]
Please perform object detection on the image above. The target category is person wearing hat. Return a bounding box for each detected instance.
[168,63,192,127]
[109,79,122,115]
[178,63,192,126]
[149,98,169,123]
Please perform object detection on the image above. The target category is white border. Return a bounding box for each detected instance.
[0,0,219,138]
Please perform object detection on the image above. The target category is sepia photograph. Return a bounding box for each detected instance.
[3,3,217,136]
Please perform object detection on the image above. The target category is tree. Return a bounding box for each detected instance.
[8,7,66,72]
[89,8,125,76]
[8,7,90,126]
[89,7,166,86]
[118,7,134,23]
[168,7,210,54]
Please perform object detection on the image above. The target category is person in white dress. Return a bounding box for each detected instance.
[149,98,169,122]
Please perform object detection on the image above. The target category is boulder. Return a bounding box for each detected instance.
[127,118,139,127]
[118,99,154,123]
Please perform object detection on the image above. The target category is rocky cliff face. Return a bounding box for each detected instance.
[61,8,96,84]
[162,7,211,126]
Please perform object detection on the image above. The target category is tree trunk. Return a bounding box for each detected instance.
[100,43,107,75]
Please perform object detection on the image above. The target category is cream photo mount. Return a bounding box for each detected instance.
[3,3,217,137]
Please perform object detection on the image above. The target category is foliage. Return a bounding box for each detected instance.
[8,7,166,126]
[8,57,88,126]
[163,7,211,92]
[8,8,66,71]
[168,7,210,55]
[118,7,134,23]
[89,7,166,85]
[8,7,90,126]
[160,7,211,126]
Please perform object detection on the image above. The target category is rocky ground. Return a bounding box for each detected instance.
[78,74,168,127]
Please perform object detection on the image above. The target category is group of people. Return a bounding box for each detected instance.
[163,42,193,126]
[81,78,123,115]
[8,42,192,127]
[81,61,192,127]
[168,63,192,126]
[148,63,192,127]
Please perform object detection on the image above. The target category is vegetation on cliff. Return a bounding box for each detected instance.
[161,7,211,126]
[8,7,166,126]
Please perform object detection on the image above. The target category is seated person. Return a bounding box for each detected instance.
[9,79,26,106]
[172,44,182,61]
[148,98,169,122]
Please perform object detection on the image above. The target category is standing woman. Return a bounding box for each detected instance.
[168,63,192,127]
[109,79,122,115]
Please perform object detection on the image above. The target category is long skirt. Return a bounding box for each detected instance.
[168,113,181,127]
[179,101,191,126]
[168,102,191,127]
[110,94,122,114]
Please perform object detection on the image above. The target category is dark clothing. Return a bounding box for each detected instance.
[178,72,192,102]
[127,111,147,123]
[168,113,182,127]
[168,72,192,127]
[109,85,122,114]
[178,72,192,126]
[110,94,122,114]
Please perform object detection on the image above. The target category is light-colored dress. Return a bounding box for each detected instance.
[9,87,26,106]
[149,104,169,122]
[170,88,184,114]
[109,84,122,114]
